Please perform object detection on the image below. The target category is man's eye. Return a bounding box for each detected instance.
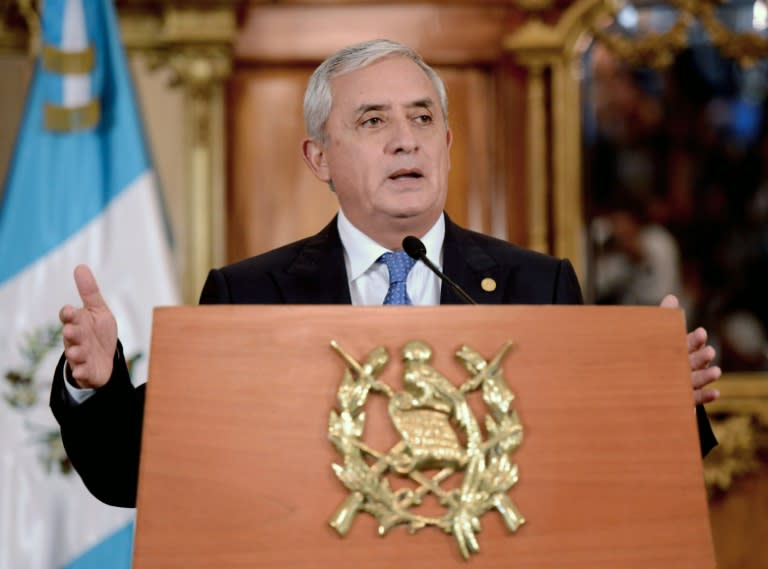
[415,114,433,125]
[362,117,383,127]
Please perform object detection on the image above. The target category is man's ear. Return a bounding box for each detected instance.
[302,139,331,183]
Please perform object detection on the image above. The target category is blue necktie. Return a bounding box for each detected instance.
[378,251,417,305]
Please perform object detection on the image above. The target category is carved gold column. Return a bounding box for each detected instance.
[552,55,585,271]
[504,0,614,280]
[504,18,573,263]
[164,46,231,303]
[145,6,236,303]
[503,17,559,255]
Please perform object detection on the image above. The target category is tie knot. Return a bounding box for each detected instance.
[378,251,417,285]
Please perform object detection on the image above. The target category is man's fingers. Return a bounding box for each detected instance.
[64,344,85,365]
[695,387,720,405]
[67,349,114,389]
[69,363,91,383]
[62,322,81,347]
[687,327,707,352]
[74,264,108,310]
[59,304,75,325]
[61,311,91,345]
[658,293,721,407]
[689,344,716,370]
[660,294,679,309]
[692,366,721,389]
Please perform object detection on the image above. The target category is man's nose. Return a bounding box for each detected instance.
[385,119,419,154]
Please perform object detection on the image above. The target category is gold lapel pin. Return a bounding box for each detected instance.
[481,277,496,292]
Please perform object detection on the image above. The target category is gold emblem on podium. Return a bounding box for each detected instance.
[328,340,525,559]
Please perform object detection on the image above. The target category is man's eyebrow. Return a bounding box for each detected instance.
[355,103,390,116]
[354,98,435,116]
[407,98,435,110]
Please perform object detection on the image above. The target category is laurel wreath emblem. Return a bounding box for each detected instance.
[3,323,142,475]
[328,340,525,559]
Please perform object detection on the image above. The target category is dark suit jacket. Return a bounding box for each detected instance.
[50,215,716,507]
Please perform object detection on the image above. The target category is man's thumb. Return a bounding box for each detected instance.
[74,264,107,309]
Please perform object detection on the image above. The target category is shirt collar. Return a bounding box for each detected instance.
[337,210,445,281]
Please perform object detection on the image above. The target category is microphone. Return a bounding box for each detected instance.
[402,236,477,305]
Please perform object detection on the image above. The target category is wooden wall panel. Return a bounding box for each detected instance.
[227,67,339,262]
[708,464,768,569]
[234,4,509,65]
[501,60,529,246]
[440,67,495,232]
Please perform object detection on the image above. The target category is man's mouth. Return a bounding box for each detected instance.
[389,168,424,181]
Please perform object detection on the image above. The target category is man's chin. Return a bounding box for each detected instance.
[383,206,442,225]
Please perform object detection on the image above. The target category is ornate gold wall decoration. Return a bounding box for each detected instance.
[512,0,556,12]
[504,0,617,275]
[152,42,234,301]
[591,13,691,68]
[704,377,768,494]
[593,0,768,68]
[130,3,239,302]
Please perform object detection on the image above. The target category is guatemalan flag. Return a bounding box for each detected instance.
[0,0,179,567]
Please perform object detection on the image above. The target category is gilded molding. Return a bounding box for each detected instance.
[159,47,232,102]
[162,6,235,45]
[152,41,232,302]
[704,376,768,494]
[123,4,237,303]
[512,0,556,12]
[119,12,164,52]
[550,57,585,276]
[591,15,691,68]
[699,3,768,67]
[1,0,37,54]
[503,0,616,262]
[504,19,563,56]
[590,0,768,68]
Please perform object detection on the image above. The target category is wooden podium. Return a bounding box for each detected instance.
[132,306,716,568]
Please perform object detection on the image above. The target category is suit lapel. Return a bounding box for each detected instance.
[440,216,508,305]
[272,217,352,304]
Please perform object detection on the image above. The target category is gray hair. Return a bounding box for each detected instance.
[303,39,448,142]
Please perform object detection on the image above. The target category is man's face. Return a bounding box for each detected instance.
[303,56,452,243]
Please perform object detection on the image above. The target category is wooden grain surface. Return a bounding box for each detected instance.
[133,305,715,568]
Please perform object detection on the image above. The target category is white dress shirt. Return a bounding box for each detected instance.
[336,209,444,306]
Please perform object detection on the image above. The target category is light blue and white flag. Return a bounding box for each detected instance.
[0,0,179,568]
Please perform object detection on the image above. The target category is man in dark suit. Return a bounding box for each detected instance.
[51,39,720,508]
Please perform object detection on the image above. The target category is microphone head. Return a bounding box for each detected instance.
[402,236,427,259]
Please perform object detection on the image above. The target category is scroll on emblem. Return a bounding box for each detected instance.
[327,339,525,559]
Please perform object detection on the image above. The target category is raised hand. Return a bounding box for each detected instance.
[59,265,118,389]
[660,294,721,404]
